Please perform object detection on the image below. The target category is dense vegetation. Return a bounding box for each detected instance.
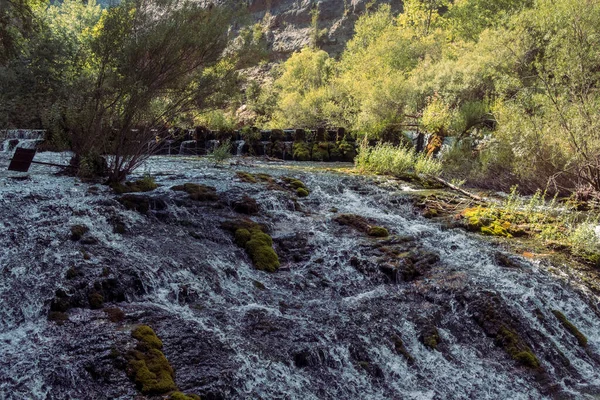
[3,0,600,197]
[251,0,600,197]
[0,0,262,180]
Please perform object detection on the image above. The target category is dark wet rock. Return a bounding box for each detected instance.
[70,224,89,241]
[172,183,218,202]
[419,324,441,350]
[392,336,415,365]
[231,195,260,215]
[334,213,390,238]
[118,194,167,214]
[275,232,313,263]
[495,252,528,269]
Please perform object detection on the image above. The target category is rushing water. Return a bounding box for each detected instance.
[0,153,599,399]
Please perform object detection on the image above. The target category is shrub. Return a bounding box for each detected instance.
[209,140,232,166]
[355,143,442,177]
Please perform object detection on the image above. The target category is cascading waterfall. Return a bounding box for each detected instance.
[178,140,197,155]
[0,153,599,399]
[1,130,45,153]
[235,140,245,156]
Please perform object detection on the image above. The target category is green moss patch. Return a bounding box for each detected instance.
[496,326,540,368]
[111,176,158,194]
[552,310,588,347]
[236,171,257,183]
[334,214,390,238]
[368,226,389,237]
[132,325,164,350]
[223,219,280,272]
[128,325,177,395]
[420,325,440,350]
[171,183,218,201]
[461,207,527,238]
[474,298,540,369]
[296,188,309,197]
[293,141,311,161]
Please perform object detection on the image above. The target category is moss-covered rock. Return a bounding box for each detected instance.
[132,325,163,350]
[118,194,151,213]
[70,225,89,241]
[338,138,356,162]
[311,142,330,161]
[244,229,280,272]
[111,176,158,194]
[392,335,415,364]
[128,325,177,395]
[496,326,540,368]
[461,207,522,238]
[48,311,68,324]
[171,183,218,201]
[293,141,311,161]
[224,219,280,272]
[420,325,440,350]
[236,171,257,183]
[232,195,259,215]
[368,226,389,237]
[474,296,540,369]
[128,348,177,395]
[335,214,390,238]
[552,310,588,347]
[296,188,309,197]
[88,292,104,309]
[235,228,252,247]
[104,307,125,323]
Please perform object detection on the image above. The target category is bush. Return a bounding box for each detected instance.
[209,140,232,166]
[355,143,442,177]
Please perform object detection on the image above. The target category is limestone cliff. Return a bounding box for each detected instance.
[247,0,402,59]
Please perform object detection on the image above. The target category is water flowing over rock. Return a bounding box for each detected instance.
[1,153,600,399]
[1,130,45,153]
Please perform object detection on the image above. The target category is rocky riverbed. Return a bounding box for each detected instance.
[1,153,600,399]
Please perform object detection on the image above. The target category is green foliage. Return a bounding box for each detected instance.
[421,95,453,136]
[355,143,442,177]
[269,48,338,128]
[196,110,236,133]
[210,140,232,166]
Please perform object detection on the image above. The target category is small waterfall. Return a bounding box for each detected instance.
[261,141,270,156]
[178,140,197,155]
[1,129,45,153]
[206,140,220,153]
[235,140,246,156]
[165,139,174,155]
[283,141,293,160]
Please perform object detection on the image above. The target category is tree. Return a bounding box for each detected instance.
[62,0,244,182]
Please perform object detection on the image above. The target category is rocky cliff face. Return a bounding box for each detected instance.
[247,0,402,59]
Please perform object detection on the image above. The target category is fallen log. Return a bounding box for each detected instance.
[430,176,485,202]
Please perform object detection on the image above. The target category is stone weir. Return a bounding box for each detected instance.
[156,127,358,162]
